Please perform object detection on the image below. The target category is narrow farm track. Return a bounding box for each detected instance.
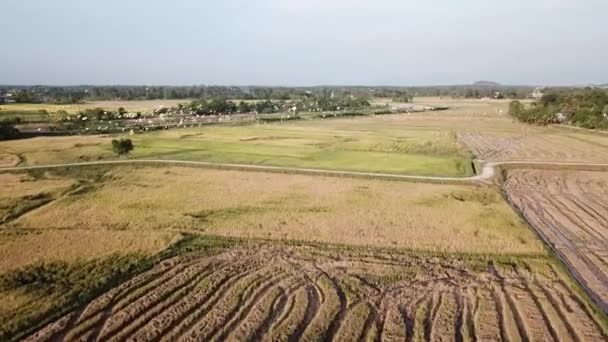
[504,170,608,315]
[2,158,608,185]
[24,246,607,342]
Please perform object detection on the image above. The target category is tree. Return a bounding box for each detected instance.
[111,138,134,156]
[238,101,252,113]
[0,118,21,141]
[508,100,524,117]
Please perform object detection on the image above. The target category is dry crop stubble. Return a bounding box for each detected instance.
[504,169,608,314]
[24,243,608,342]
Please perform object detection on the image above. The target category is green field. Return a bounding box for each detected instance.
[1,115,475,177]
[130,120,473,176]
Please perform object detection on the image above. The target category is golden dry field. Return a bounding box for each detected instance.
[0,99,188,116]
[4,165,543,256]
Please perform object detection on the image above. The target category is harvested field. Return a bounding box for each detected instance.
[7,165,544,256]
[0,100,189,117]
[504,170,608,314]
[459,131,608,163]
[25,243,607,342]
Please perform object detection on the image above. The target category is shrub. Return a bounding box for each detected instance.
[111,138,134,155]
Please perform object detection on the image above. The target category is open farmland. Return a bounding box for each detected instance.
[0,170,180,338]
[373,96,519,117]
[0,115,476,177]
[504,169,608,314]
[3,98,608,340]
[5,98,608,175]
[0,171,178,272]
[24,240,608,342]
[459,130,608,163]
[0,100,188,119]
[4,165,543,256]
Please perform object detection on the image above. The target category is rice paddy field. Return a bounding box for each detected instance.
[24,241,608,342]
[1,163,607,340]
[0,117,476,177]
[2,97,608,340]
[0,100,188,120]
[505,169,608,314]
[4,165,542,255]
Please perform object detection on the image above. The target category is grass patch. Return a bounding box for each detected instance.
[0,254,149,341]
[0,233,238,341]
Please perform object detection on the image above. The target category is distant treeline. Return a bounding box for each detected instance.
[510,88,608,129]
[0,84,539,104]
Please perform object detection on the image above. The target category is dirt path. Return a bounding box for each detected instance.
[2,158,608,185]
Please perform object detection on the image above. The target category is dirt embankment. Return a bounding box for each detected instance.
[25,246,605,342]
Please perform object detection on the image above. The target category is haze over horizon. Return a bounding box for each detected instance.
[2,0,607,86]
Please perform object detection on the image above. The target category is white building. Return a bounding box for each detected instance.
[531,87,544,100]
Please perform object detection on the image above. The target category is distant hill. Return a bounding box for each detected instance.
[472,81,501,87]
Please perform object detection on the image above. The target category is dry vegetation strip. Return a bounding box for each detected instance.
[24,243,607,342]
[504,169,608,313]
[0,230,179,274]
[5,165,545,256]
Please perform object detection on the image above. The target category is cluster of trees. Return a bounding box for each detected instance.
[0,118,21,140]
[509,88,608,129]
[59,107,140,123]
[0,84,540,104]
[392,93,413,103]
[182,95,371,116]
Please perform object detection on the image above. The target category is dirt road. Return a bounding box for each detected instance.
[2,158,608,185]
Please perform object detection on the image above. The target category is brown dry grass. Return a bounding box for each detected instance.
[0,152,20,167]
[0,173,75,200]
[0,229,178,274]
[0,99,189,115]
[0,169,180,274]
[0,135,114,165]
[9,165,545,256]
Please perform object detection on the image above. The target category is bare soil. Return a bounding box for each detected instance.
[504,169,608,314]
[25,245,606,342]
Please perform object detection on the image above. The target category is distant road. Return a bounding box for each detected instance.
[2,159,608,185]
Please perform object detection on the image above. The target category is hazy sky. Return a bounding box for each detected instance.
[2,0,607,86]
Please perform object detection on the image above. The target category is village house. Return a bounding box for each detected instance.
[531,87,544,100]
[0,93,16,104]
[555,112,569,123]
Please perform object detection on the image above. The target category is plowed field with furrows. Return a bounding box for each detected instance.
[25,246,606,342]
[458,132,608,162]
[505,169,608,314]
